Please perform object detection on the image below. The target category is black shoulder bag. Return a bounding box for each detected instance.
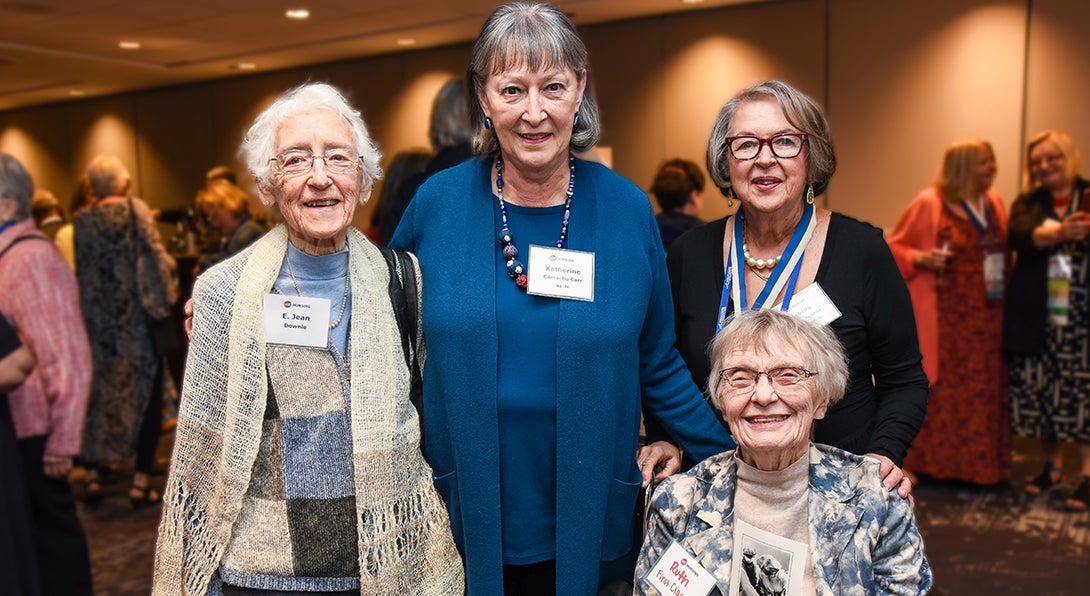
[379,246,425,449]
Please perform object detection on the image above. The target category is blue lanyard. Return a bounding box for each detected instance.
[716,203,814,333]
[960,199,995,241]
[0,221,14,236]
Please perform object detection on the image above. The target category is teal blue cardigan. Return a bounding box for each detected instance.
[391,158,734,594]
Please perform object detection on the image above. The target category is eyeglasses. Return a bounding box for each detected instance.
[724,133,808,160]
[269,149,362,177]
[718,366,817,391]
[1029,153,1064,169]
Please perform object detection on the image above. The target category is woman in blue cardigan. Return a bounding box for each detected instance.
[391,3,733,594]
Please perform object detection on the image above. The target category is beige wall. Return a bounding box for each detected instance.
[1,0,1086,233]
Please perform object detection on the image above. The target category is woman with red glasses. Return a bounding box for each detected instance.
[653,80,927,499]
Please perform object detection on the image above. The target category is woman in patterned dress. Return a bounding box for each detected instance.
[1003,130,1090,510]
[75,155,177,507]
[888,139,1010,485]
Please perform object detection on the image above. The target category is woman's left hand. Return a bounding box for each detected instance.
[637,441,681,487]
[866,453,912,500]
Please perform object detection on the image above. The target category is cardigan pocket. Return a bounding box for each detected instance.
[600,475,641,560]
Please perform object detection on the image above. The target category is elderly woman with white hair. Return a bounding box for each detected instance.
[635,310,931,595]
[153,82,464,596]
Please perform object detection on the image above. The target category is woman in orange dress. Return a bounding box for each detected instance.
[888,139,1010,485]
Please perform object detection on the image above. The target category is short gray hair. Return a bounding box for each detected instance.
[707,310,848,415]
[429,78,473,150]
[0,153,34,220]
[85,155,132,199]
[467,1,601,157]
[706,80,837,198]
[241,82,382,190]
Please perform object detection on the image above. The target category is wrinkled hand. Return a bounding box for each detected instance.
[42,453,73,479]
[637,441,681,488]
[183,298,194,341]
[915,248,952,272]
[865,453,912,500]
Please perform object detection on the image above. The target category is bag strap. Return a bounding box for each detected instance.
[379,246,425,448]
[0,234,51,262]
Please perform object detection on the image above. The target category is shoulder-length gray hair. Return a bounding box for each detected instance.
[241,82,383,190]
[0,153,34,221]
[466,1,601,157]
[706,80,837,198]
[430,78,473,151]
[706,310,848,415]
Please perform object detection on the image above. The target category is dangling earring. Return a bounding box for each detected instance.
[484,117,493,130]
[573,114,581,130]
[805,184,815,205]
[726,186,735,209]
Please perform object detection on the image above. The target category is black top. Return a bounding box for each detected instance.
[0,315,21,398]
[656,210,705,252]
[0,315,19,359]
[384,143,475,246]
[659,212,929,466]
[1003,176,1090,354]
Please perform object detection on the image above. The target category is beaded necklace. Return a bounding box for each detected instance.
[285,248,350,329]
[496,154,575,290]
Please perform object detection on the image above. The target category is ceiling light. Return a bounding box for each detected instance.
[68,89,86,96]
[119,41,141,50]
[396,38,417,47]
[682,0,706,4]
[285,8,310,20]
[233,62,257,70]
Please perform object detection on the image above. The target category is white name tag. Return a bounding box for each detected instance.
[263,293,330,348]
[777,282,841,326]
[526,245,595,301]
[645,540,717,596]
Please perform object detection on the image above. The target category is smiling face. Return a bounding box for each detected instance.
[718,334,827,471]
[1029,140,1071,194]
[477,64,585,178]
[727,97,809,216]
[257,107,371,255]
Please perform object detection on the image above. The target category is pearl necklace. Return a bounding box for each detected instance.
[496,154,575,290]
[285,248,350,329]
[741,220,783,270]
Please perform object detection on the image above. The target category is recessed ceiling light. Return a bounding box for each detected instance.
[682,0,706,4]
[285,8,310,20]
[119,41,141,50]
[396,38,417,47]
[233,62,257,70]
[69,89,86,96]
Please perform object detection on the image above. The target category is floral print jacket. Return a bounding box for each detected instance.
[635,444,931,595]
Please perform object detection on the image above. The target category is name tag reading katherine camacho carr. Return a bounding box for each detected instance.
[526,245,595,302]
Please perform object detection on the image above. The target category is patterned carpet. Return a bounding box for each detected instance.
[75,434,1090,594]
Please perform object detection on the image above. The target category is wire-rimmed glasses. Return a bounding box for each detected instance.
[269,148,362,177]
[718,366,817,392]
[724,133,808,160]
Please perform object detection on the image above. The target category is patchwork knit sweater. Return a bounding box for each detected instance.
[152,226,464,595]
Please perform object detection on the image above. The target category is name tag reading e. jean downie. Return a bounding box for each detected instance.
[263,293,331,348]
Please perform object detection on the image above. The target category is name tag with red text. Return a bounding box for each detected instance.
[645,540,717,596]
